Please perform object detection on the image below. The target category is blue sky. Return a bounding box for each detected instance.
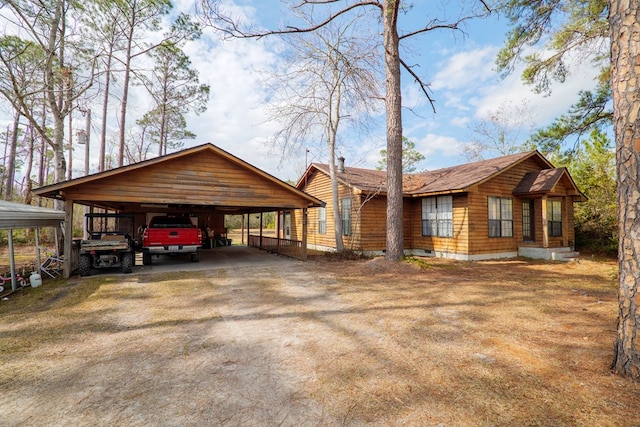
[1,0,603,183]
[166,0,602,182]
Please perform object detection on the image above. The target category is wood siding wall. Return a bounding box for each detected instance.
[63,150,314,209]
[407,194,469,255]
[292,170,348,249]
[294,171,413,252]
[298,156,579,256]
[467,158,577,255]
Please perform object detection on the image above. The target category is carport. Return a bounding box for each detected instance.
[0,200,65,290]
[33,143,324,278]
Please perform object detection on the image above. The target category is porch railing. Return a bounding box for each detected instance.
[248,235,305,260]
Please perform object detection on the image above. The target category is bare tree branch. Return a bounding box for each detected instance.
[399,57,435,113]
[199,0,381,39]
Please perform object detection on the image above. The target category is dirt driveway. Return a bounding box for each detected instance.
[0,250,639,426]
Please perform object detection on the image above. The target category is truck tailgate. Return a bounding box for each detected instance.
[145,229,201,246]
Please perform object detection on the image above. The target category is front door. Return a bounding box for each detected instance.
[522,200,535,242]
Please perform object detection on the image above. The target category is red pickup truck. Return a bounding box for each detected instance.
[140,216,202,265]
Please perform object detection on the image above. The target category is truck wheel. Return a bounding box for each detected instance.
[79,254,91,277]
[122,252,133,274]
[191,252,199,262]
[142,252,152,266]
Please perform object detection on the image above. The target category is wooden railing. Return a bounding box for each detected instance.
[248,235,305,260]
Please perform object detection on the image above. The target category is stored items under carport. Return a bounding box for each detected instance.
[140,216,202,265]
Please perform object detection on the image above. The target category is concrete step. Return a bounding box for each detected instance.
[551,250,580,261]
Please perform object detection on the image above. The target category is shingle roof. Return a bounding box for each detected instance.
[513,168,567,195]
[307,164,388,193]
[305,151,552,196]
[406,151,545,195]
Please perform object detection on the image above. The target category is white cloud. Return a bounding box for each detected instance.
[413,133,463,164]
[175,11,305,179]
[431,46,499,92]
[417,41,604,168]
[449,116,471,128]
[5,0,608,181]
[469,60,599,128]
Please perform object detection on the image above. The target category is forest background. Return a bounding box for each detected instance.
[0,0,616,254]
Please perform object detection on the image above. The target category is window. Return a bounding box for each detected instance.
[318,207,326,234]
[547,200,562,237]
[522,200,534,241]
[422,196,453,237]
[488,197,513,237]
[341,197,352,236]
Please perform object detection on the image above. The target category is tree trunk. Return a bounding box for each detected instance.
[44,0,67,186]
[610,0,640,379]
[5,111,19,200]
[383,1,404,261]
[37,104,46,191]
[52,113,66,185]
[159,100,167,156]
[329,158,344,251]
[99,49,114,172]
[118,27,134,167]
[328,74,345,252]
[23,125,34,205]
[67,112,73,180]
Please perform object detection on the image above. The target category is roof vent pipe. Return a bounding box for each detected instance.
[337,156,345,173]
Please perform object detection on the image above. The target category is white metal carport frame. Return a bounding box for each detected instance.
[0,201,65,291]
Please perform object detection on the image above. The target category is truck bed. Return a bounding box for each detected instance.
[81,236,130,251]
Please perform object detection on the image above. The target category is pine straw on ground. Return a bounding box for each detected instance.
[301,257,632,425]
[0,254,638,426]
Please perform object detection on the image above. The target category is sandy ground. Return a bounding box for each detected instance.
[0,249,347,426]
[0,247,638,426]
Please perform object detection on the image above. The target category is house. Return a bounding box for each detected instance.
[291,150,587,261]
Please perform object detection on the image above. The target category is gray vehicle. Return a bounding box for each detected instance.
[78,213,135,276]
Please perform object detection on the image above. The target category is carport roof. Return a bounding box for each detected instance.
[0,200,65,229]
[33,143,324,214]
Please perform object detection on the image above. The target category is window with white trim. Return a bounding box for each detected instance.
[318,207,326,234]
[488,196,513,237]
[547,200,562,237]
[422,196,453,237]
[340,197,352,236]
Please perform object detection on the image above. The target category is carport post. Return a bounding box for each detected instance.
[241,214,245,244]
[8,229,17,291]
[245,214,250,246]
[35,228,42,275]
[302,208,308,260]
[259,212,263,249]
[63,199,74,279]
[276,210,281,254]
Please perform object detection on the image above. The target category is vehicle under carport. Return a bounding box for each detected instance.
[32,143,324,278]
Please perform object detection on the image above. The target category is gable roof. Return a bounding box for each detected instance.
[406,151,550,196]
[514,168,587,200]
[34,143,323,212]
[300,151,561,197]
[300,164,388,194]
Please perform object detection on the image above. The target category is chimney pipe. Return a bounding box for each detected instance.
[338,156,345,173]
